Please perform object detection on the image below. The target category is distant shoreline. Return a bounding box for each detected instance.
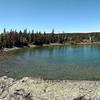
[77,41,100,45]
[2,43,63,52]
[1,42,100,52]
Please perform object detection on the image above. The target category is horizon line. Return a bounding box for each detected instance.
[0,28,100,33]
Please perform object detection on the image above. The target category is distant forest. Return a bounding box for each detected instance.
[0,28,100,49]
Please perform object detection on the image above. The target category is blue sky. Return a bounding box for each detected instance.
[0,0,100,32]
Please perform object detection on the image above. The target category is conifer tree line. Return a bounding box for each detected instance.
[0,28,100,49]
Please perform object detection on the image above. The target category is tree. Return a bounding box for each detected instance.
[51,29,54,34]
[3,28,6,34]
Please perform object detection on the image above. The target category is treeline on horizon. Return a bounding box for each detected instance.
[0,28,100,49]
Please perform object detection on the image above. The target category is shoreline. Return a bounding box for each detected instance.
[0,76,100,100]
[1,42,100,52]
[77,41,100,45]
[1,43,66,52]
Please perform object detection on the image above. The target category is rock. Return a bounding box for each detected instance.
[0,76,100,100]
[73,96,86,100]
[0,76,15,93]
[8,89,32,100]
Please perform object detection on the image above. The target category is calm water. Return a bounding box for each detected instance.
[0,45,100,80]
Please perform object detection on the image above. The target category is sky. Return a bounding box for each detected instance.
[0,0,100,33]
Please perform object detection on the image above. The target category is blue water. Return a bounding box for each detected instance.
[0,45,100,80]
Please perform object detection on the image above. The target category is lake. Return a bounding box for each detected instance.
[0,45,100,80]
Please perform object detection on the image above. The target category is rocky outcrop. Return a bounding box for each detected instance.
[0,76,100,100]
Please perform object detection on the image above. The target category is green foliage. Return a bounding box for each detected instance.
[0,28,100,49]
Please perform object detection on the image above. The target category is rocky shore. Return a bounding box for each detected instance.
[0,76,100,100]
[1,42,100,52]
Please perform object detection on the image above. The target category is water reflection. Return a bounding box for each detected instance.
[0,45,100,80]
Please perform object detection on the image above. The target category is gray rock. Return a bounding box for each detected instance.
[0,76,100,100]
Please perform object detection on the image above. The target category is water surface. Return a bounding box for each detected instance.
[0,45,100,80]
